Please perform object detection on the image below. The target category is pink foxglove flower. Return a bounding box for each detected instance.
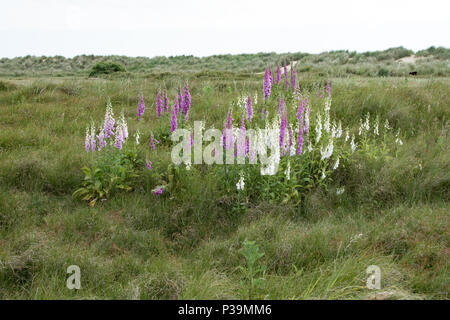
[170,103,178,132]
[149,133,158,150]
[156,92,162,117]
[146,161,153,170]
[97,130,106,151]
[183,82,191,114]
[291,67,297,91]
[153,187,164,195]
[278,97,285,114]
[276,64,281,84]
[263,67,272,101]
[280,109,287,149]
[284,62,289,91]
[297,100,305,155]
[104,101,115,139]
[85,127,90,152]
[90,124,96,152]
[137,95,145,120]
[246,95,253,122]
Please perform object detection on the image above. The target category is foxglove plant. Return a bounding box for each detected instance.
[137,95,145,120]
[149,132,158,151]
[263,67,272,101]
[85,126,91,152]
[276,64,281,85]
[291,66,296,91]
[104,99,115,139]
[156,92,162,117]
[97,129,106,151]
[184,85,191,120]
[170,103,178,132]
[90,123,96,152]
[278,97,285,114]
[279,109,287,151]
[284,62,289,91]
[246,95,253,122]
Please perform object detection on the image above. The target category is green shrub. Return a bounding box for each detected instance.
[88,61,126,77]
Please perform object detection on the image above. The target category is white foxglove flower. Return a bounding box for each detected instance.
[320,140,334,160]
[135,129,140,145]
[284,160,291,180]
[333,157,340,170]
[315,113,322,143]
[350,135,357,152]
[336,187,345,195]
[374,116,379,136]
[236,172,245,190]
[336,121,342,138]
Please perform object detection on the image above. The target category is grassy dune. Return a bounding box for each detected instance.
[0,74,448,299]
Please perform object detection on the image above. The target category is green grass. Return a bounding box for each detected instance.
[1,46,449,77]
[0,74,448,299]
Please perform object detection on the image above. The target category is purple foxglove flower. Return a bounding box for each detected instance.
[297,123,304,155]
[276,64,281,85]
[237,114,246,158]
[156,92,162,117]
[223,123,234,151]
[284,62,289,90]
[297,100,305,155]
[278,97,285,114]
[85,127,90,152]
[153,187,163,195]
[280,110,287,149]
[184,82,191,114]
[226,110,233,129]
[246,95,253,122]
[326,80,331,98]
[114,131,123,150]
[263,67,272,101]
[103,107,115,139]
[149,133,156,150]
[288,124,293,155]
[291,67,296,91]
[97,130,106,151]
[90,135,96,152]
[297,99,304,123]
[178,88,185,114]
[146,161,152,170]
[170,104,178,132]
[137,95,145,120]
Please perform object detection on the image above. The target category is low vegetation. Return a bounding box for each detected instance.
[0,56,448,299]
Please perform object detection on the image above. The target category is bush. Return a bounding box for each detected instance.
[88,61,126,77]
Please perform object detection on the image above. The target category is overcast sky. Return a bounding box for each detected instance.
[1,0,449,58]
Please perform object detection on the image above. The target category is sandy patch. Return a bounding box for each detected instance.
[396,55,418,64]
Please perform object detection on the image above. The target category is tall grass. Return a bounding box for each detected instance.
[0,75,448,299]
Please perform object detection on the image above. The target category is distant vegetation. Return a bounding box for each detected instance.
[0,46,449,77]
[88,61,126,77]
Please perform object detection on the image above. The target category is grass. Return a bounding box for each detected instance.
[0,73,448,300]
[1,46,449,77]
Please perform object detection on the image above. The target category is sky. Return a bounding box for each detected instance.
[1,0,449,58]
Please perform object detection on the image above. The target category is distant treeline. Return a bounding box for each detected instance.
[0,46,449,77]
